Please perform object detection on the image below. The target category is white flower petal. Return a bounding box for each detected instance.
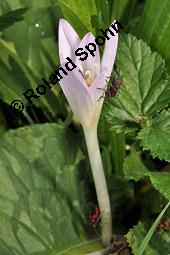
[59,19,81,64]
[101,20,118,78]
[59,66,94,126]
[87,71,107,127]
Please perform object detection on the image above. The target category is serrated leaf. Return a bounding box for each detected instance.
[124,149,170,200]
[127,222,170,255]
[138,110,170,161]
[135,201,170,255]
[127,203,170,255]
[0,124,98,254]
[103,33,170,129]
[149,172,170,201]
[137,0,170,73]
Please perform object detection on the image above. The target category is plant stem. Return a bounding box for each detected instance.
[83,125,112,247]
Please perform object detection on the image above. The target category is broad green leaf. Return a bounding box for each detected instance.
[138,110,170,161]
[95,0,109,28]
[0,123,100,254]
[0,8,28,31]
[137,0,170,72]
[103,33,170,129]
[58,0,98,36]
[127,219,170,255]
[110,0,136,25]
[0,1,64,116]
[0,39,58,116]
[2,2,61,75]
[52,240,102,255]
[0,41,31,99]
[124,149,170,200]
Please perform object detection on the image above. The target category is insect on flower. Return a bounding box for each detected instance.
[97,74,121,101]
[88,206,100,228]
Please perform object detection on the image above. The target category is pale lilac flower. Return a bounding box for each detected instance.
[58,19,118,129]
[58,19,119,247]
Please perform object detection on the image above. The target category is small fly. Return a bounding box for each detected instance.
[97,74,121,101]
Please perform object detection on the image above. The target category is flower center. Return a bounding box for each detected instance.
[84,71,92,86]
[78,65,93,86]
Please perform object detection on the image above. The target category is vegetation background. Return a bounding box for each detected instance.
[0,0,170,254]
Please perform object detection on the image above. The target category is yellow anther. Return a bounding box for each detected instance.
[84,70,93,86]
[85,78,92,86]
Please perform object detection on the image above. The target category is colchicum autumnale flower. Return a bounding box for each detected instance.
[58,19,118,247]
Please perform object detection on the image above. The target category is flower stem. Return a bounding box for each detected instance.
[83,125,112,247]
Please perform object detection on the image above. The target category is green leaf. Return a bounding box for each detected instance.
[127,203,170,255]
[124,149,170,200]
[149,173,170,201]
[138,110,170,161]
[2,2,61,75]
[58,0,98,36]
[101,146,112,177]
[0,123,101,254]
[0,40,52,115]
[0,1,64,116]
[103,33,170,129]
[0,8,28,31]
[127,222,170,255]
[95,0,109,28]
[0,41,31,101]
[137,0,170,72]
[52,240,102,255]
[136,201,170,255]
[124,149,149,182]
[110,0,136,25]
[109,129,125,177]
